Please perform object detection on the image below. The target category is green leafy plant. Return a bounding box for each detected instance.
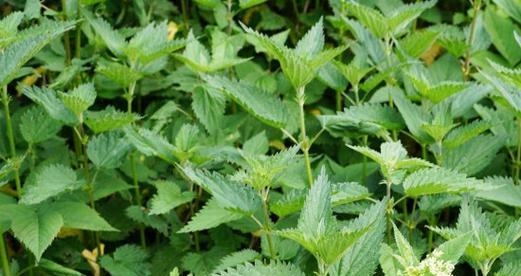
[1,0,521,275]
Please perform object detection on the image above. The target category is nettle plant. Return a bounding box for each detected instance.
[1,0,521,275]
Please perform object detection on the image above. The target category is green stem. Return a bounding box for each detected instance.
[463,0,481,79]
[0,234,10,276]
[386,179,393,243]
[515,117,521,185]
[126,80,146,249]
[335,90,342,111]
[261,190,276,259]
[297,86,314,187]
[181,0,189,28]
[60,0,72,65]
[2,86,22,197]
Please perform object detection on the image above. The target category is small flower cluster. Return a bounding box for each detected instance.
[404,250,455,276]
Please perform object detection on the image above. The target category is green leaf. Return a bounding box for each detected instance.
[57,83,97,117]
[484,6,521,65]
[212,249,260,273]
[181,166,261,215]
[38,258,83,276]
[204,75,288,128]
[96,61,143,87]
[85,106,139,133]
[212,260,305,276]
[87,132,132,169]
[22,86,78,125]
[294,17,325,59]
[192,86,226,134]
[436,232,472,264]
[20,105,62,144]
[85,13,126,56]
[443,120,492,148]
[476,176,521,208]
[149,180,195,215]
[442,134,506,175]
[0,11,23,41]
[21,164,83,204]
[399,29,439,58]
[178,198,243,233]
[126,205,169,236]
[344,2,387,38]
[123,126,179,163]
[394,94,432,143]
[0,20,76,86]
[403,167,482,197]
[49,201,117,231]
[392,223,418,267]
[0,204,63,261]
[333,200,386,276]
[100,245,151,276]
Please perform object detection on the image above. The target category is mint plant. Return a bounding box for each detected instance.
[1,0,521,275]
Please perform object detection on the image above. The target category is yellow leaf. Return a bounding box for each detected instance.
[420,43,442,65]
[57,227,82,238]
[269,140,286,150]
[167,21,178,41]
[310,109,321,116]
[82,244,105,276]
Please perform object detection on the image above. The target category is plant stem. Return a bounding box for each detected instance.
[335,90,342,111]
[261,189,276,259]
[60,0,72,65]
[127,80,146,249]
[2,86,22,197]
[515,117,521,185]
[463,0,481,79]
[0,234,10,276]
[297,86,314,187]
[181,0,189,28]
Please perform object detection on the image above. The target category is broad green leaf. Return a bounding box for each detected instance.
[48,202,117,231]
[0,11,23,41]
[22,86,78,125]
[192,86,226,134]
[436,232,472,263]
[21,164,83,204]
[333,200,386,276]
[87,132,132,169]
[57,83,97,117]
[20,105,62,144]
[0,204,63,261]
[38,258,83,276]
[212,260,305,276]
[100,245,151,276]
[181,167,261,215]
[403,167,483,197]
[294,17,325,59]
[179,199,243,233]
[392,223,418,267]
[126,205,169,236]
[476,176,521,208]
[123,126,179,163]
[96,61,143,87]
[85,13,126,56]
[484,7,521,65]
[204,75,288,128]
[85,106,139,133]
[399,29,439,58]
[0,20,75,86]
[149,180,195,215]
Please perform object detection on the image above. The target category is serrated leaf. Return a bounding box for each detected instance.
[126,205,168,236]
[0,20,76,86]
[212,249,260,273]
[85,13,126,56]
[295,17,324,59]
[212,260,305,276]
[149,181,195,215]
[179,199,243,233]
[21,164,83,204]
[0,204,63,261]
[85,106,139,133]
[403,167,482,197]
[204,75,288,128]
[49,201,117,231]
[96,61,143,87]
[123,126,179,163]
[443,120,491,148]
[22,86,78,125]
[100,245,151,276]
[20,105,62,144]
[192,86,226,134]
[484,7,521,65]
[57,83,97,117]
[181,166,261,215]
[87,132,132,169]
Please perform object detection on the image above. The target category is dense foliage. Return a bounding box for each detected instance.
[1,0,521,275]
